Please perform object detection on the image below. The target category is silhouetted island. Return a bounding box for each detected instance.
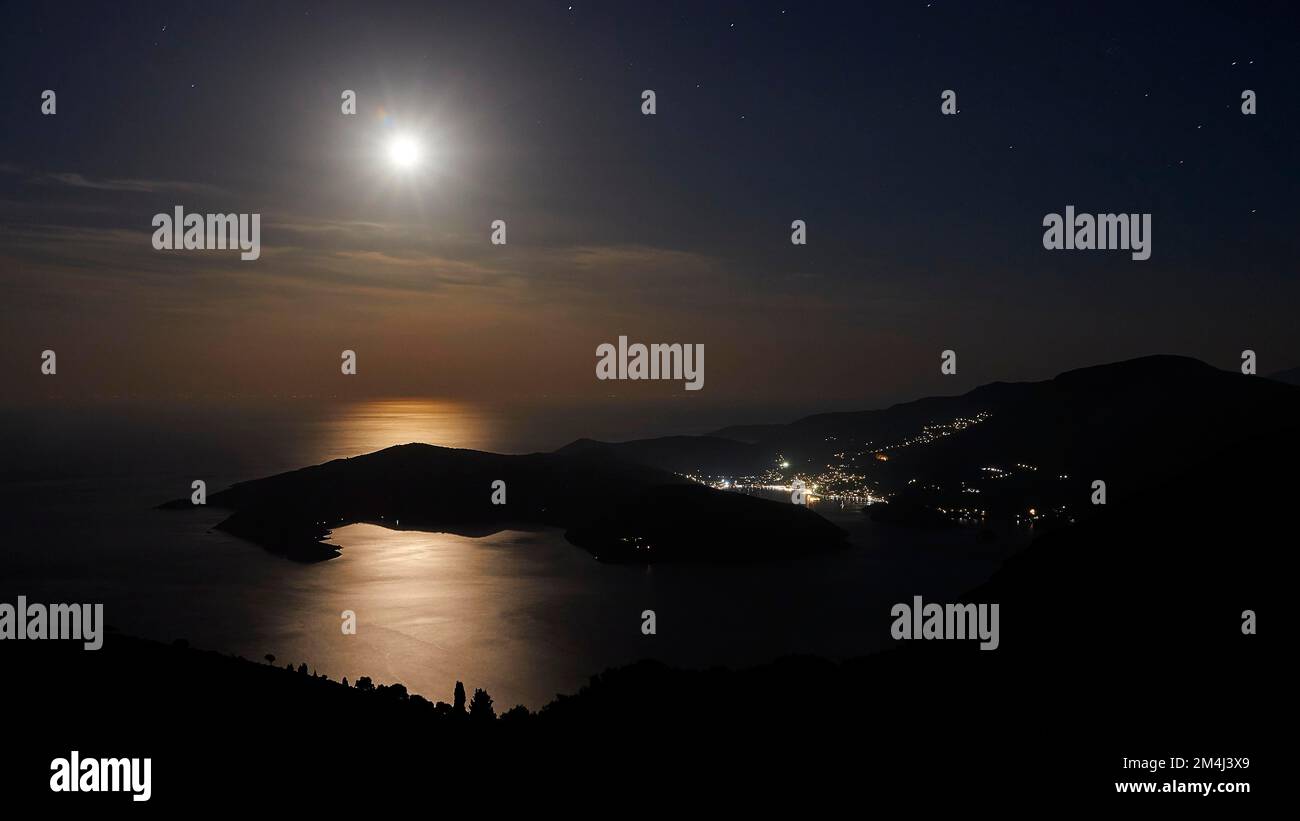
[160,444,848,562]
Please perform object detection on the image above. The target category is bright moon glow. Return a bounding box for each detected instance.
[387,134,422,170]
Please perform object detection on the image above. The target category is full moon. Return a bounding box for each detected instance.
[386,134,423,170]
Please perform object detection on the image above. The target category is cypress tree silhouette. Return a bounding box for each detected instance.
[469,688,495,721]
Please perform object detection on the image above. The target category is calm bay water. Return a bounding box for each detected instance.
[0,399,1009,708]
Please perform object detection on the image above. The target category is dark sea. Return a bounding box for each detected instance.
[0,398,1011,708]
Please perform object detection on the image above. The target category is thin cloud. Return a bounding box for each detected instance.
[35,171,228,197]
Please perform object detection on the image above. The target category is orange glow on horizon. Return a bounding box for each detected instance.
[316,398,498,459]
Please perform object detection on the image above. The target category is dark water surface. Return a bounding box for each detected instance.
[0,399,1010,708]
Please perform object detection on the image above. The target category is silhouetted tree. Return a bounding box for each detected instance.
[356,676,374,692]
[453,681,467,712]
[501,704,531,724]
[265,654,276,666]
[341,677,349,688]
[469,688,495,721]
[297,663,308,674]
[377,682,409,701]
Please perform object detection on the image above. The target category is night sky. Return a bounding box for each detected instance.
[2,1,1297,409]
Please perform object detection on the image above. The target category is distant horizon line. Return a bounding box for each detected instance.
[4,352,1297,418]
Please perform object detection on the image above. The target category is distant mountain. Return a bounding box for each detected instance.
[742,355,1295,468]
[1267,365,1300,386]
[161,443,846,562]
[567,355,1300,524]
[712,379,1039,454]
[556,435,766,475]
